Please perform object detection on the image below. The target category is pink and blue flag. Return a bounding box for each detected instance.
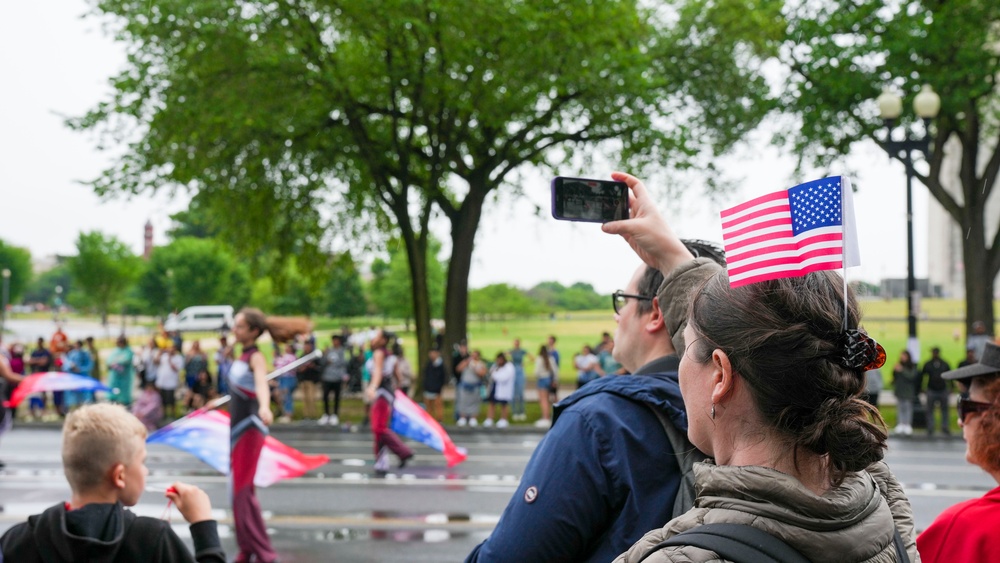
[720,176,860,287]
[147,409,329,487]
[6,371,110,407]
[391,390,467,467]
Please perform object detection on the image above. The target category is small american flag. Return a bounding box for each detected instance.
[721,176,859,287]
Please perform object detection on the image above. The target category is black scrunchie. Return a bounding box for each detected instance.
[837,329,886,371]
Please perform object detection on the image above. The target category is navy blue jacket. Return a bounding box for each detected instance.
[466,356,687,563]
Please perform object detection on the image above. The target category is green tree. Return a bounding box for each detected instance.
[138,238,251,315]
[368,240,445,328]
[66,232,141,325]
[0,239,32,306]
[321,252,367,319]
[468,284,540,322]
[763,0,1000,333]
[74,0,772,369]
[22,263,72,306]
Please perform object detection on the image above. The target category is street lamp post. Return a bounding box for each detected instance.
[875,84,941,360]
[54,285,63,323]
[1,269,10,336]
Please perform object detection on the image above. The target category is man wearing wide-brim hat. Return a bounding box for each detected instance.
[916,340,1000,563]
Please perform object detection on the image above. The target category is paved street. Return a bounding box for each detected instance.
[0,423,993,562]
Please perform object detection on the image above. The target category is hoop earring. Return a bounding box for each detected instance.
[710,403,716,420]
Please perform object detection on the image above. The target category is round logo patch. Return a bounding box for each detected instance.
[524,485,538,503]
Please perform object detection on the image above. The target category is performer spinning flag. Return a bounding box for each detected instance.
[720,176,860,287]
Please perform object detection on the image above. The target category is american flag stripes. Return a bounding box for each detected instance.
[720,177,859,287]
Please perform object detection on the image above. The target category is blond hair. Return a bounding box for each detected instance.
[62,403,147,492]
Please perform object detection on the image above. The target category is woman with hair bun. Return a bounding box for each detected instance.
[917,341,1000,563]
[228,307,278,563]
[604,172,918,563]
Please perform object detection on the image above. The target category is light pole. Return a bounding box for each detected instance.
[875,84,941,359]
[54,285,63,323]
[1,269,10,336]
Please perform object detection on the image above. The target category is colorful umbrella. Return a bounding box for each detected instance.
[7,371,110,407]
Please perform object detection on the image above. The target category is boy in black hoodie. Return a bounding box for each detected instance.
[0,403,225,562]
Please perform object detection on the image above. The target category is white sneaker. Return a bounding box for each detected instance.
[468,418,479,427]
[534,418,551,428]
[278,415,292,423]
[457,417,468,427]
[496,418,509,428]
[482,418,494,428]
[318,414,330,425]
[328,414,340,426]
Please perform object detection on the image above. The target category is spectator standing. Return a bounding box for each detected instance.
[392,343,414,397]
[968,320,994,361]
[484,352,515,428]
[273,343,297,423]
[320,335,349,426]
[863,367,884,407]
[921,346,952,435]
[215,336,234,395]
[63,341,94,411]
[184,341,208,398]
[107,336,135,406]
[508,339,529,421]
[574,345,602,388]
[893,349,919,435]
[422,348,446,422]
[0,354,24,467]
[85,336,101,383]
[28,337,54,419]
[534,344,556,427]
[296,340,322,420]
[155,343,183,419]
[455,350,487,426]
[131,379,163,432]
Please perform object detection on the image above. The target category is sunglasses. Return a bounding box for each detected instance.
[612,290,653,315]
[958,398,995,423]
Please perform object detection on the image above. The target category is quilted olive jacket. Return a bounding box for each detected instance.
[614,460,919,563]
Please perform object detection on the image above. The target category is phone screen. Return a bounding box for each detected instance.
[551,177,629,223]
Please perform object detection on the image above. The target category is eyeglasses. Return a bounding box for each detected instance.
[958,398,995,423]
[612,290,653,315]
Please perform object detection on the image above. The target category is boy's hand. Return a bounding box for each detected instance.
[166,482,213,524]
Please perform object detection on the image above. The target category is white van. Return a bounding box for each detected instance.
[164,305,235,333]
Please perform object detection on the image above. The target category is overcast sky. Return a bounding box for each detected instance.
[0,0,930,296]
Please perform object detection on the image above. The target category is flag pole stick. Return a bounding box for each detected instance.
[155,349,322,429]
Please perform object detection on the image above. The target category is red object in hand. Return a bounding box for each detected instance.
[166,486,178,495]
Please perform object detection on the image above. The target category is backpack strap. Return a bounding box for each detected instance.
[637,523,810,563]
[644,404,707,518]
[893,528,911,563]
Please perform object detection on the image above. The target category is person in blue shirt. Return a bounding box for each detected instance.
[467,238,723,562]
[64,340,94,409]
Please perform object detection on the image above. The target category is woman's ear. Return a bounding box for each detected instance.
[710,349,735,404]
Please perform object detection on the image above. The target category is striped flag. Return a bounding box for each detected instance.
[391,390,468,467]
[721,176,859,287]
[147,409,329,487]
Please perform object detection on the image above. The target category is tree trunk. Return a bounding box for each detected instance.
[443,182,489,376]
[400,225,433,397]
[959,200,997,335]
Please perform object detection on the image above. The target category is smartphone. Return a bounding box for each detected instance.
[551,176,629,223]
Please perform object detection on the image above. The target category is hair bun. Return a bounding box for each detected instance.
[837,330,886,371]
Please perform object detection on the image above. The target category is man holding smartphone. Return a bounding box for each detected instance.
[466,236,724,563]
